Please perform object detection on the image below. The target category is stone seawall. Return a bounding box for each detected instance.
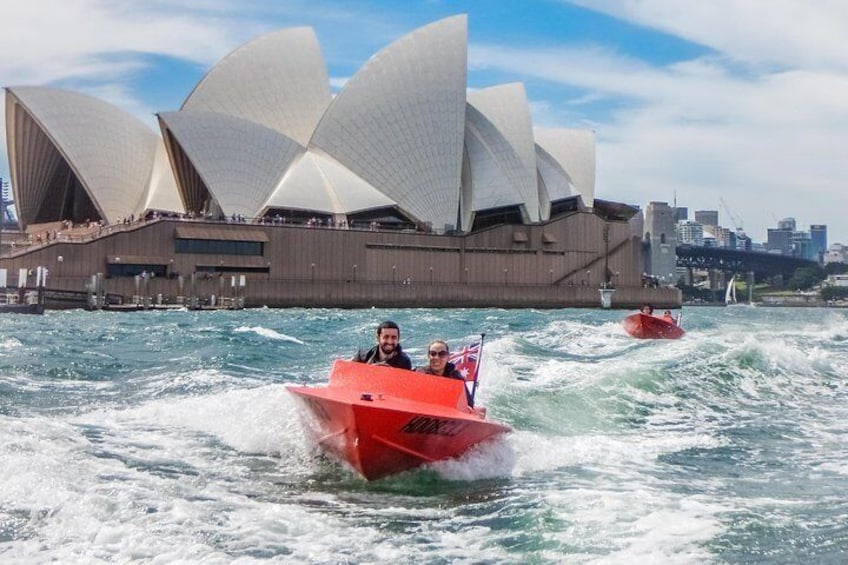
[45,276,682,310]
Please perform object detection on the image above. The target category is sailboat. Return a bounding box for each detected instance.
[725,275,755,307]
[725,275,737,306]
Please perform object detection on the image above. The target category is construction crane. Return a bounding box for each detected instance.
[719,197,743,232]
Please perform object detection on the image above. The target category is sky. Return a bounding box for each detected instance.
[1,0,846,244]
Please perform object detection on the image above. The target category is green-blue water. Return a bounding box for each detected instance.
[1,307,847,563]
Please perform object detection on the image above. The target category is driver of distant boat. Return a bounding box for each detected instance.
[352,320,413,369]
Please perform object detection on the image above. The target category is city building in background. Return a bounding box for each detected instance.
[676,220,704,246]
[791,231,814,261]
[644,201,677,284]
[767,226,794,255]
[810,225,827,262]
[824,243,847,265]
[694,210,718,228]
[778,217,797,232]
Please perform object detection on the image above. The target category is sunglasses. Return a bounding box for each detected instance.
[428,350,449,358]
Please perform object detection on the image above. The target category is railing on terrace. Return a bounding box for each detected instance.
[1,214,446,258]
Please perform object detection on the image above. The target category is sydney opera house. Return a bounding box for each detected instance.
[2,15,677,308]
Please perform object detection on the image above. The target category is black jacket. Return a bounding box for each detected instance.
[415,361,463,380]
[352,345,412,370]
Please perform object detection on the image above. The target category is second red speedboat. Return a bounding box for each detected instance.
[622,312,685,339]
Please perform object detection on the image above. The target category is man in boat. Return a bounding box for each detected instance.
[662,310,677,324]
[352,320,413,369]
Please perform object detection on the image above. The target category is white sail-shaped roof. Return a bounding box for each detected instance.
[182,27,331,147]
[535,144,576,219]
[310,15,468,231]
[467,83,539,221]
[262,151,395,215]
[144,142,184,213]
[534,128,596,208]
[5,86,172,227]
[158,110,304,218]
[461,105,531,230]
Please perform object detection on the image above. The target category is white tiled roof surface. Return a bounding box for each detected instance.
[310,15,468,231]
[183,27,331,147]
[144,142,185,214]
[462,106,529,230]
[6,86,164,226]
[534,128,596,208]
[159,110,304,217]
[262,151,394,215]
[535,144,576,218]
[467,83,539,221]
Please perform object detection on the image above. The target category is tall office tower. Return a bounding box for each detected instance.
[694,210,719,227]
[767,228,793,255]
[673,206,688,222]
[677,220,704,246]
[810,225,827,263]
[644,202,677,283]
[778,217,796,231]
[791,231,813,260]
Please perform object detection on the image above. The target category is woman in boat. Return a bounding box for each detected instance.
[416,339,463,380]
[417,339,474,406]
[640,303,654,315]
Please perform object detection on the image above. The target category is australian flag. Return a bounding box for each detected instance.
[448,342,481,382]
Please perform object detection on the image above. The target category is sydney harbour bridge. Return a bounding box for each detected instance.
[675,244,818,279]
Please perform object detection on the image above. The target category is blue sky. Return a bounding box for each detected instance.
[2,0,846,244]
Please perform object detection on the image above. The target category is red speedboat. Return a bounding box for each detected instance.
[622,313,685,339]
[287,360,511,480]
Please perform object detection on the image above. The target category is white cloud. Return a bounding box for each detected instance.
[567,0,848,72]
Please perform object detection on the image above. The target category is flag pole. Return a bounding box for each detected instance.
[469,332,485,406]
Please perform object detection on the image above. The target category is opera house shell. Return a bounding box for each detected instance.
[1,14,662,308]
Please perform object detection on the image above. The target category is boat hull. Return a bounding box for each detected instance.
[287,360,511,480]
[622,313,685,339]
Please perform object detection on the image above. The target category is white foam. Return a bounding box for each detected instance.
[234,325,305,344]
[0,337,23,350]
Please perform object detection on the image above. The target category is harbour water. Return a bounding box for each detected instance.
[1,306,847,563]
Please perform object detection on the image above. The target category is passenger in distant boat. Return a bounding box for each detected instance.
[415,340,462,380]
[640,304,654,315]
[662,310,676,324]
[353,320,413,369]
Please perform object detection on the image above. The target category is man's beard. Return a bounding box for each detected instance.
[380,343,396,356]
